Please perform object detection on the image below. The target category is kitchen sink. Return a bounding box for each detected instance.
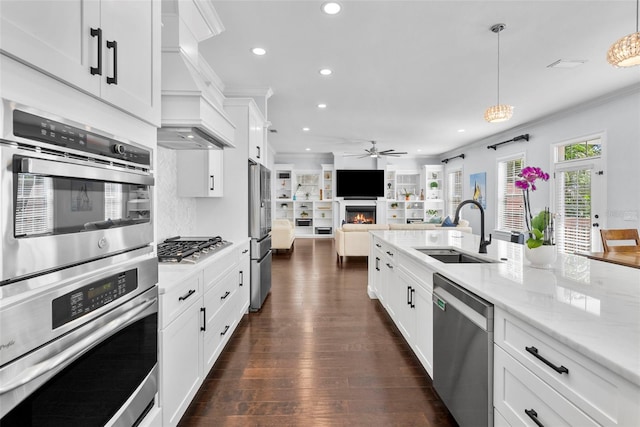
[415,248,496,264]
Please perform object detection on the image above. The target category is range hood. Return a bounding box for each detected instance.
[158,1,235,150]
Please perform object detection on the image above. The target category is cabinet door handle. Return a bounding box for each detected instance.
[375,256,380,271]
[256,146,261,159]
[386,263,393,269]
[525,409,544,427]
[210,175,215,191]
[375,243,381,248]
[239,271,244,286]
[106,40,118,85]
[221,291,231,300]
[525,346,569,375]
[200,307,206,331]
[178,289,196,301]
[407,286,411,305]
[242,249,249,254]
[410,288,415,308]
[90,28,102,75]
[220,325,230,336]
[386,251,394,256]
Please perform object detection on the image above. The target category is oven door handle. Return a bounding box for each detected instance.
[20,157,154,186]
[0,297,156,395]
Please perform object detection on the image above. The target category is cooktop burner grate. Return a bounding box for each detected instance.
[157,236,231,263]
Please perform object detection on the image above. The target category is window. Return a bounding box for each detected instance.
[553,136,603,253]
[496,155,524,232]
[446,169,463,217]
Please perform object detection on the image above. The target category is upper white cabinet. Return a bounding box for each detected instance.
[248,103,265,165]
[225,98,266,166]
[177,150,224,197]
[0,0,160,125]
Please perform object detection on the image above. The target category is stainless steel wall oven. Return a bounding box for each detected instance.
[0,103,158,426]
[0,104,154,285]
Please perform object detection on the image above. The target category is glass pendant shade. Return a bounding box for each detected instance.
[607,31,640,67]
[484,104,514,123]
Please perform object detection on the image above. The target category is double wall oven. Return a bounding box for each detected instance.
[0,103,158,426]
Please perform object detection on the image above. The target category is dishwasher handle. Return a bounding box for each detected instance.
[433,286,493,333]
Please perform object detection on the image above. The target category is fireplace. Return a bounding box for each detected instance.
[345,206,376,224]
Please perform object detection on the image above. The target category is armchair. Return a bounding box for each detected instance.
[271,219,295,252]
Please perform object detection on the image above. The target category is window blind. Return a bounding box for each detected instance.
[497,156,524,232]
[555,168,592,254]
[447,169,463,217]
[16,175,53,236]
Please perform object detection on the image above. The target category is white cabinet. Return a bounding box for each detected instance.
[368,240,435,378]
[321,164,334,200]
[237,241,251,317]
[159,245,249,427]
[0,0,160,125]
[177,150,224,197]
[424,165,445,222]
[494,308,640,427]
[247,102,265,165]
[387,200,426,224]
[159,272,203,427]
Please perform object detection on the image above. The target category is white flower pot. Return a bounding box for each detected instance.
[524,245,557,269]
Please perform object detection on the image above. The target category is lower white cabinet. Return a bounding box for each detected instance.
[412,281,433,377]
[494,308,640,426]
[159,245,248,427]
[237,241,251,317]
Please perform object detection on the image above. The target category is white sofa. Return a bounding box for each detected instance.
[271,219,295,252]
[334,220,472,264]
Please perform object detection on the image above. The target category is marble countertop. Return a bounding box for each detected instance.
[371,229,640,386]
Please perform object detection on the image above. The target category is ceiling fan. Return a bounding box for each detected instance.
[348,140,408,158]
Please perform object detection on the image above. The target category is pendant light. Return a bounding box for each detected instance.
[607,0,640,67]
[484,23,514,123]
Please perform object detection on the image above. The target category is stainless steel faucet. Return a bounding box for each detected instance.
[454,199,492,254]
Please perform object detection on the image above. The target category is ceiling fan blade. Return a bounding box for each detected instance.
[378,149,396,154]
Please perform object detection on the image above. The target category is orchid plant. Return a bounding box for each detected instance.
[515,166,554,249]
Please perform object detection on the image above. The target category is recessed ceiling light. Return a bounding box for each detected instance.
[417,149,422,152]
[547,59,587,69]
[317,103,327,109]
[319,68,333,76]
[305,148,311,151]
[321,2,341,15]
[302,127,310,132]
[251,47,266,56]
[457,129,465,133]
[186,134,195,139]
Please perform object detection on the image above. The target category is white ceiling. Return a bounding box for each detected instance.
[200,1,640,157]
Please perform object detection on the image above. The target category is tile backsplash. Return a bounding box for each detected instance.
[156,147,197,240]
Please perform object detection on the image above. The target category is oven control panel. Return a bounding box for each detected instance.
[52,269,138,329]
[12,110,151,166]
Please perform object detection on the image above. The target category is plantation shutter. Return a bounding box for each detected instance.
[497,156,524,232]
[16,175,53,236]
[447,169,463,217]
[554,167,593,254]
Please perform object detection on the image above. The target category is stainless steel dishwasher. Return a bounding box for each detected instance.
[432,273,494,427]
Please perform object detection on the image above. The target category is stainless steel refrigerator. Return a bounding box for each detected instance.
[248,161,272,311]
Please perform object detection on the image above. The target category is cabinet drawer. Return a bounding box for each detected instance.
[494,345,599,427]
[204,268,238,320]
[160,272,202,329]
[495,309,639,426]
[203,249,237,292]
[202,291,239,374]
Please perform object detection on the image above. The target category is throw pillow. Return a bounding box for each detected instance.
[441,216,456,227]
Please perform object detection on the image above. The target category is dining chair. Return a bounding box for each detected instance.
[599,229,640,252]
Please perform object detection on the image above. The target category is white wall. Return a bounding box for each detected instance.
[441,85,640,237]
[156,147,198,240]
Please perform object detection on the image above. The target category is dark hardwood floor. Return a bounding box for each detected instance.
[178,238,457,426]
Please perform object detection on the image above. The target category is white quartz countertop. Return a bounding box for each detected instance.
[371,229,640,386]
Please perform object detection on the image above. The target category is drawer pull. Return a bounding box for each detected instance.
[242,249,249,254]
[178,289,196,301]
[221,291,231,300]
[200,307,206,331]
[386,251,394,256]
[386,263,393,269]
[220,325,230,336]
[525,409,544,427]
[376,243,382,248]
[526,346,569,375]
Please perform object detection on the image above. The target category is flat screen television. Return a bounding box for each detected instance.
[336,169,384,199]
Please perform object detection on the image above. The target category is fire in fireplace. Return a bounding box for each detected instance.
[345,206,376,224]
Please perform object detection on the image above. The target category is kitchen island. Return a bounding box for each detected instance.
[369,229,640,427]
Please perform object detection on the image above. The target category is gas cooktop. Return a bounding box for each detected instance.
[157,236,232,264]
